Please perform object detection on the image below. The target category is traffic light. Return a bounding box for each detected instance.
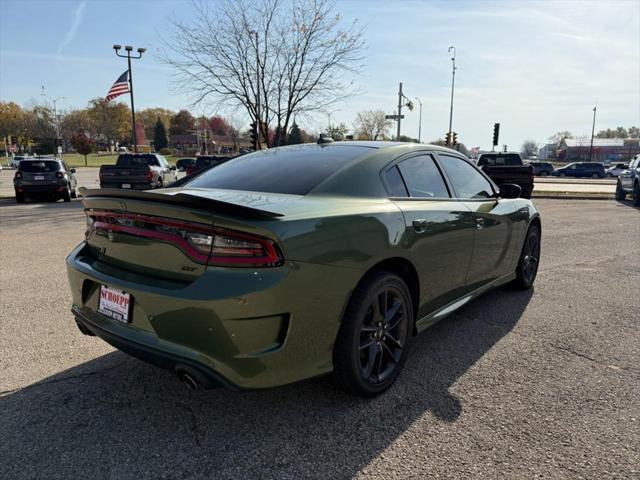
[445,132,452,146]
[492,123,500,147]
[250,121,258,150]
[452,132,458,147]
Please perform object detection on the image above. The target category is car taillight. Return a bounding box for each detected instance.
[56,171,64,179]
[14,171,22,179]
[87,210,283,267]
[146,169,153,181]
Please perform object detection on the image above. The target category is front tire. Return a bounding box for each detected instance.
[633,182,640,207]
[559,172,566,177]
[512,224,541,290]
[333,271,412,397]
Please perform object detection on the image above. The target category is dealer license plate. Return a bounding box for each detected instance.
[98,285,131,323]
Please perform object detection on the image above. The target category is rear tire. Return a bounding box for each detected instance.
[333,271,412,397]
[559,172,566,177]
[615,180,626,201]
[63,188,71,202]
[540,171,549,177]
[512,224,541,290]
[633,182,640,207]
[15,192,25,204]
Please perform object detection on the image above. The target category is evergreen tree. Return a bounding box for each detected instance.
[286,122,303,145]
[154,117,168,150]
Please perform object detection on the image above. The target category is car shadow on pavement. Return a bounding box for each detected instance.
[0,286,532,479]
[615,199,640,209]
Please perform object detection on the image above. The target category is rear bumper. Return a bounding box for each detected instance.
[66,242,362,389]
[15,183,68,193]
[100,183,154,190]
[72,305,236,389]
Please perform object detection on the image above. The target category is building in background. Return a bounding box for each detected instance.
[538,143,558,160]
[557,138,640,164]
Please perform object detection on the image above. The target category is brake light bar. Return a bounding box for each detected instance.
[86,210,283,267]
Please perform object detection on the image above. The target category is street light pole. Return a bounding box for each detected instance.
[589,106,597,162]
[415,97,423,143]
[41,87,64,156]
[397,82,403,139]
[250,31,262,149]
[113,44,145,153]
[448,46,457,141]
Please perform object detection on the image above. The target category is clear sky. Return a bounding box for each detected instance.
[1,0,639,150]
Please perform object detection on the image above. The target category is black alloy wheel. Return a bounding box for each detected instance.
[513,225,541,290]
[358,287,408,384]
[615,180,626,201]
[333,272,412,397]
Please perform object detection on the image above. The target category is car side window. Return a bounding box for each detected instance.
[438,154,494,199]
[384,165,409,197]
[396,155,449,198]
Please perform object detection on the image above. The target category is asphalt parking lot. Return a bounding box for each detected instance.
[0,198,638,479]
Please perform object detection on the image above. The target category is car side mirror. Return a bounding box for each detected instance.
[70,168,76,173]
[170,166,177,171]
[498,183,521,199]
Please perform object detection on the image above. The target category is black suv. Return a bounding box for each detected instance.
[13,158,78,203]
[552,162,605,178]
[528,161,554,176]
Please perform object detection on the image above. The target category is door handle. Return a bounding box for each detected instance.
[412,219,428,231]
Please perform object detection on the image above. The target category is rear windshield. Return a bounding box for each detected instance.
[19,161,61,172]
[186,145,373,195]
[478,154,521,166]
[116,154,159,167]
[195,156,224,168]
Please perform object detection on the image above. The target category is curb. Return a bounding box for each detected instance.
[532,193,613,200]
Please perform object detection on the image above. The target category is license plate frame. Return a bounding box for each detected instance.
[98,285,132,323]
[122,183,131,189]
[34,175,45,181]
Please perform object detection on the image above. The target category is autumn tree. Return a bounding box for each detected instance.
[169,109,196,135]
[87,98,130,149]
[208,116,231,136]
[139,108,174,141]
[71,131,94,166]
[161,0,364,148]
[354,110,392,141]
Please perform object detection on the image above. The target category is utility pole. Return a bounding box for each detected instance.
[589,106,597,162]
[448,46,457,141]
[41,86,64,157]
[113,44,146,153]
[415,97,423,143]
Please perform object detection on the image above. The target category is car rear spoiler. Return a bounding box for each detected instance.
[79,187,284,219]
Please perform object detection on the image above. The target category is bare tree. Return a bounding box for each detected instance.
[160,0,364,147]
[353,110,392,140]
[521,139,539,159]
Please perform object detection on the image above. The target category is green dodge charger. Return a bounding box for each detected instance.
[67,141,541,396]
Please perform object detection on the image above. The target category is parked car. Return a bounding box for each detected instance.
[476,152,534,198]
[13,158,78,203]
[527,161,555,177]
[175,158,196,172]
[99,153,177,190]
[185,155,232,176]
[68,142,541,397]
[552,162,605,178]
[615,155,640,206]
[10,155,31,168]
[605,163,628,177]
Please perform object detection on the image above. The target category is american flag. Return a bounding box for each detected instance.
[105,70,130,102]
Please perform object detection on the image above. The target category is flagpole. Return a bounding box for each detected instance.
[113,45,145,153]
